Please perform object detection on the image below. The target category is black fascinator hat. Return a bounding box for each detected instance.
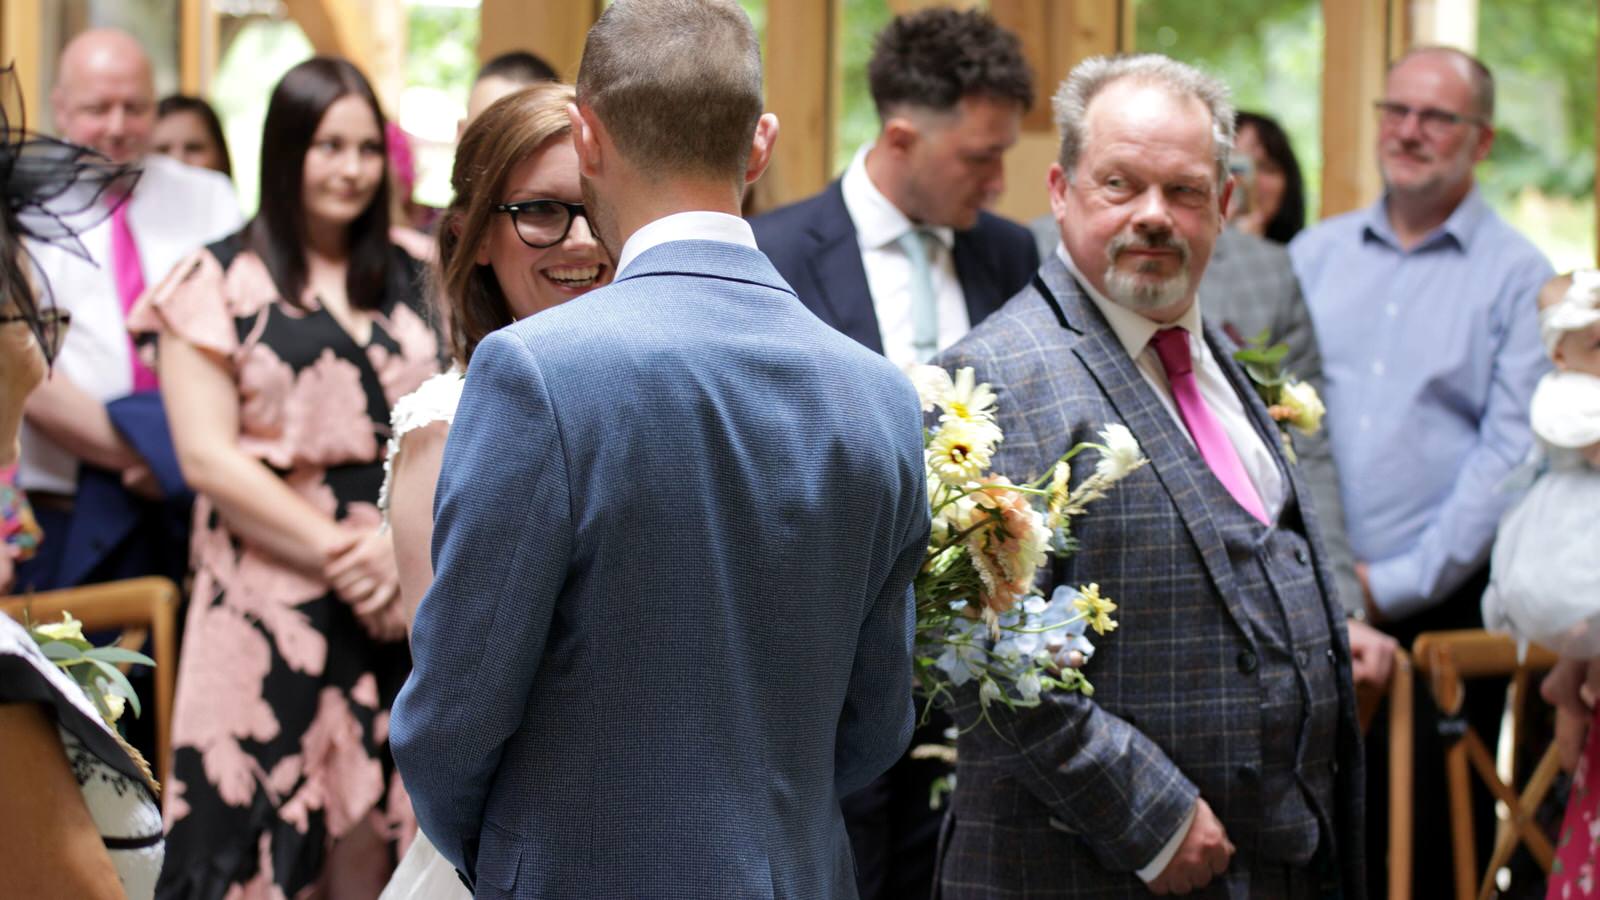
[0,63,140,363]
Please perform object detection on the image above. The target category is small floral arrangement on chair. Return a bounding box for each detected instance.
[27,611,153,728]
[1230,330,1325,462]
[910,365,1146,725]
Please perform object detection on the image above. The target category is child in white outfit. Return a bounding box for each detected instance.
[1483,270,1600,655]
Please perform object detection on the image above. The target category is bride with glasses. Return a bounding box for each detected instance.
[380,80,611,900]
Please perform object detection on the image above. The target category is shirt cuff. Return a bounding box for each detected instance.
[1368,554,1430,621]
[1136,800,1198,882]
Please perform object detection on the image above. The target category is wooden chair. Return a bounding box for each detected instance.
[1357,647,1414,900]
[1412,630,1561,900]
[2,576,181,782]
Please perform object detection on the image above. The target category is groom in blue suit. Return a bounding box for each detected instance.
[390,1,929,897]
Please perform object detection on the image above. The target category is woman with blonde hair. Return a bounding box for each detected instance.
[379,80,610,900]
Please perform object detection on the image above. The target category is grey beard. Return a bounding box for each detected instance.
[1103,258,1191,312]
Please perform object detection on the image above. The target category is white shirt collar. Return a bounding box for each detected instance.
[840,144,955,252]
[1056,244,1203,358]
[614,210,757,277]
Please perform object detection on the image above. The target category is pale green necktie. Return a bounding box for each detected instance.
[896,228,940,363]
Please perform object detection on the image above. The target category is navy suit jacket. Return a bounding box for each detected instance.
[750,180,1039,353]
[391,239,930,899]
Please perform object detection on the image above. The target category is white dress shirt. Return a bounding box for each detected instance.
[840,145,969,372]
[1059,246,1285,882]
[20,154,243,494]
[614,209,758,277]
[1060,246,1285,518]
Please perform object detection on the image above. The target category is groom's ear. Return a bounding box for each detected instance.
[744,113,779,186]
[568,102,604,179]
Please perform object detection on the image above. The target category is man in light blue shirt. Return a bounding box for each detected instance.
[1290,45,1551,897]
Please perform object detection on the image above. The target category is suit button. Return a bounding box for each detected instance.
[1327,648,1337,663]
[1237,764,1259,781]
[1237,650,1258,674]
[1297,649,1311,668]
[1294,547,1309,565]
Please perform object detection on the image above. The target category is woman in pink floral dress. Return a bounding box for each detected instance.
[130,57,441,899]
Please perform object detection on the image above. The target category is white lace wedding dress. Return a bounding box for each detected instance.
[379,368,471,900]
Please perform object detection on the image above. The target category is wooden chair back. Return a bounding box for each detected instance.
[1,576,181,783]
[1412,629,1560,900]
[1357,647,1414,900]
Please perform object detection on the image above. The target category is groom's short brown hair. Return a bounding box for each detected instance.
[576,0,763,183]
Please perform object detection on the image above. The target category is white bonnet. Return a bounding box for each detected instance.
[1542,269,1600,356]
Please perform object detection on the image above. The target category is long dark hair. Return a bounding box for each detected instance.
[157,93,233,178]
[1236,111,1305,244]
[250,57,391,311]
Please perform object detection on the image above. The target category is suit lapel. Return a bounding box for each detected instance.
[801,184,884,354]
[1036,259,1254,641]
[1207,325,1346,616]
[953,232,1001,328]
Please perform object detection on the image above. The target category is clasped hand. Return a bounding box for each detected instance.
[324,528,405,641]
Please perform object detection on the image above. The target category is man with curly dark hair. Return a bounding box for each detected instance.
[752,8,1039,899]
[753,6,1038,372]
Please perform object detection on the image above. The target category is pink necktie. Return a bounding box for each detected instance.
[1150,328,1270,524]
[110,199,158,392]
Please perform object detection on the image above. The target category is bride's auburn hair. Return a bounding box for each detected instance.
[435,81,576,366]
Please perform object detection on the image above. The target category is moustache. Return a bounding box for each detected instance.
[1108,232,1190,266]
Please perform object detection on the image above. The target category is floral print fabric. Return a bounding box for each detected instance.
[1552,706,1600,899]
[130,236,440,899]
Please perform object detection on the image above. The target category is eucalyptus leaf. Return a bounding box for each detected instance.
[37,641,84,663]
[86,658,142,719]
[83,646,157,667]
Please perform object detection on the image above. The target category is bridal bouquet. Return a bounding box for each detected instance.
[910,366,1147,721]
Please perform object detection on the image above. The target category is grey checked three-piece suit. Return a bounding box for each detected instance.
[932,255,1364,899]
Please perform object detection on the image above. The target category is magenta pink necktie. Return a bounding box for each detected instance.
[1150,328,1270,524]
[110,199,158,392]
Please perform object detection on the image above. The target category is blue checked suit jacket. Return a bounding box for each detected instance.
[931,255,1364,899]
[391,240,930,899]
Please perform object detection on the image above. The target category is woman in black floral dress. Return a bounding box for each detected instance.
[132,57,441,899]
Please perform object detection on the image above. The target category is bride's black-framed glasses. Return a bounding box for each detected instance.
[493,199,588,249]
[0,307,70,366]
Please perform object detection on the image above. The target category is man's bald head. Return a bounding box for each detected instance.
[53,29,155,164]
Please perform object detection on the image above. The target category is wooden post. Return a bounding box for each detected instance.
[0,0,45,131]
[987,0,1129,224]
[179,0,218,96]
[763,0,836,206]
[283,0,375,76]
[478,0,601,81]
[1319,0,1393,218]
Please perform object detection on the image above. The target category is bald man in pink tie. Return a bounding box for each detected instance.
[16,28,241,593]
[932,53,1364,899]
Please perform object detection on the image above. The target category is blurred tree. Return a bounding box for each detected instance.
[1135,0,1324,221]
[1477,0,1596,268]
[835,0,893,171]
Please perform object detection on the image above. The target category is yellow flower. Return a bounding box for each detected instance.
[1279,380,1325,434]
[927,419,996,486]
[1046,460,1072,528]
[942,367,998,426]
[34,612,85,643]
[1073,583,1119,635]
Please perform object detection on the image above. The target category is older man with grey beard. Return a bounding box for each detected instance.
[934,53,1363,899]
